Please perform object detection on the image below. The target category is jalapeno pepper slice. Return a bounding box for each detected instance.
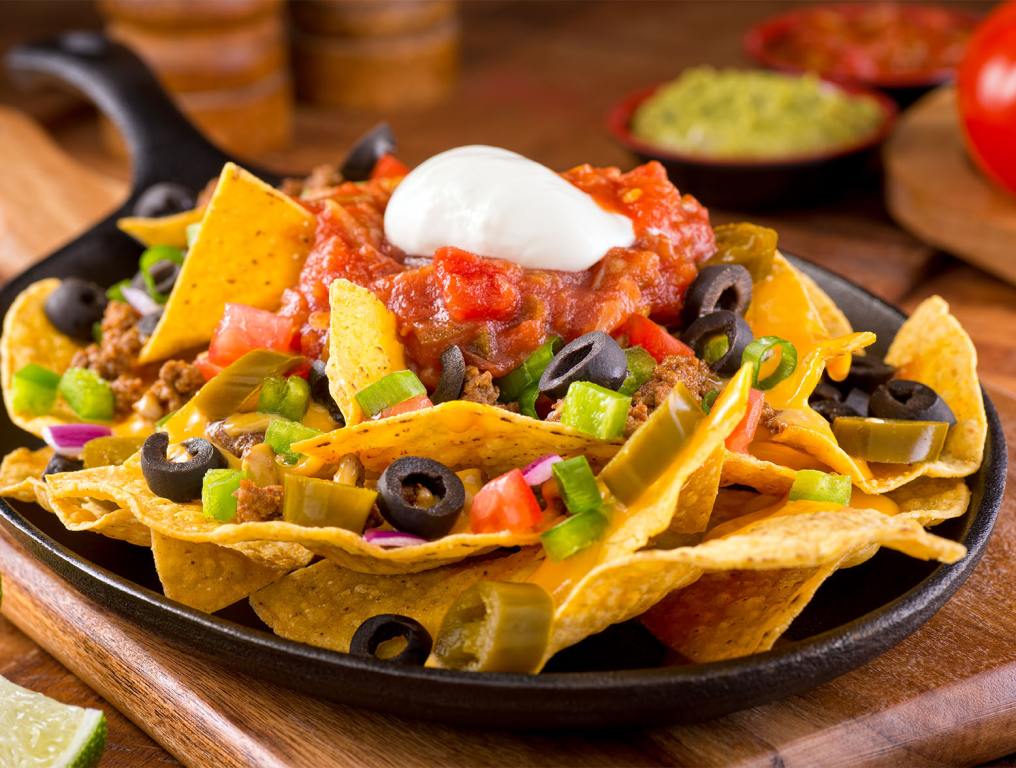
[832,417,950,464]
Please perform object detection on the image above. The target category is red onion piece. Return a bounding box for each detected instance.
[363,528,427,548]
[42,423,112,457]
[522,454,562,486]
[120,286,161,316]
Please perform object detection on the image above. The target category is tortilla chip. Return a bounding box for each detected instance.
[326,279,407,426]
[720,450,798,495]
[294,399,621,477]
[151,531,295,613]
[797,268,853,338]
[139,163,315,364]
[117,207,204,249]
[771,297,985,493]
[0,446,51,501]
[251,549,541,653]
[887,477,971,527]
[45,462,539,574]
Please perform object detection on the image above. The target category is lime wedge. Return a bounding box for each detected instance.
[0,674,107,768]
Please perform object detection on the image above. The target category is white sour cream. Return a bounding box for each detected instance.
[383,145,635,272]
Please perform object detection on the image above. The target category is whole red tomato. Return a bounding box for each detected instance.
[957,1,1016,197]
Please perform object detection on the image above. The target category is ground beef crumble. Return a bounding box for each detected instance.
[460,365,500,405]
[234,479,283,523]
[205,420,266,459]
[110,375,146,417]
[70,301,143,380]
[281,163,342,199]
[135,360,204,420]
[624,354,720,436]
[761,401,784,436]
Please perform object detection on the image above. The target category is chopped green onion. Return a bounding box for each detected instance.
[618,346,656,396]
[551,456,602,515]
[788,469,851,506]
[560,382,630,440]
[518,383,540,419]
[106,279,130,303]
[185,222,202,248]
[540,509,608,560]
[701,389,719,413]
[702,334,730,365]
[257,375,310,422]
[91,321,102,343]
[495,337,562,402]
[58,368,114,421]
[201,468,245,522]
[139,244,184,303]
[354,370,426,417]
[282,474,376,531]
[11,364,61,416]
[265,418,322,464]
[742,336,798,390]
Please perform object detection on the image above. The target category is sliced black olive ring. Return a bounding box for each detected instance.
[140,432,226,502]
[340,122,396,181]
[869,379,956,425]
[812,398,861,423]
[132,182,195,218]
[681,263,753,326]
[809,378,843,404]
[43,454,84,477]
[376,456,465,540]
[309,359,345,425]
[44,277,108,342]
[843,387,871,418]
[538,331,627,399]
[839,354,895,394]
[349,614,433,666]
[431,345,466,404]
[137,310,163,340]
[148,259,181,296]
[681,310,754,377]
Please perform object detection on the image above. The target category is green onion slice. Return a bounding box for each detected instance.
[551,456,602,516]
[742,335,797,390]
[11,364,60,417]
[202,468,245,522]
[106,279,130,303]
[354,370,426,417]
[787,469,851,506]
[560,381,630,441]
[701,389,719,414]
[139,244,185,303]
[495,336,562,402]
[540,509,608,561]
[618,346,656,396]
[58,368,115,421]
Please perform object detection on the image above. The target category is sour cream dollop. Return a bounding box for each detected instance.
[383,145,636,272]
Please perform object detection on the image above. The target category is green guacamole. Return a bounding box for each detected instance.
[631,67,884,159]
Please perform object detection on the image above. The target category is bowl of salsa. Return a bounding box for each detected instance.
[607,67,896,210]
[744,3,978,105]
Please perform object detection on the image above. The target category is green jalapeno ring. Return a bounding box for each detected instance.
[742,336,797,390]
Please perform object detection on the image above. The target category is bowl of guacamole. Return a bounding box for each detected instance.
[608,67,896,209]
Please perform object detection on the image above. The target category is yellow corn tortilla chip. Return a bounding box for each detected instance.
[139,163,315,364]
[770,297,986,493]
[326,279,407,426]
[797,268,853,338]
[117,207,204,249]
[0,280,154,438]
[293,399,622,477]
[251,549,542,653]
[887,477,971,527]
[0,446,51,502]
[45,462,539,574]
[151,531,296,613]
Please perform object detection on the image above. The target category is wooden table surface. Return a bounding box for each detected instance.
[0,2,1013,766]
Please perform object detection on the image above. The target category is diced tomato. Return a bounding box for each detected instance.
[625,314,693,362]
[207,304,296,367]
[725,389,765,453]
[469,468,543,534]
[193,352,223,381]
[379,394,433,419]
[370,153,410,180]
[433,246,522,322]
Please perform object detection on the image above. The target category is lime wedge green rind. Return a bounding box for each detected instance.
[0,675,107,768]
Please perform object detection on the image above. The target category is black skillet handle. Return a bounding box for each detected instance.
[5,31,236,195]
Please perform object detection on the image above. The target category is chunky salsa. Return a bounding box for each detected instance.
[278,161,713,384]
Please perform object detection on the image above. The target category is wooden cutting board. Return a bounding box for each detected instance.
[1,106,1015,767]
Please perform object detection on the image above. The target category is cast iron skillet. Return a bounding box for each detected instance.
[0,33,1006,729]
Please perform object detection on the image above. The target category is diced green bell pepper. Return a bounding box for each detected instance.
[560,381,630,440]
[264,418,321,464]
[202,468,245,522]
[11,364,60,416]
[58,368,115,421]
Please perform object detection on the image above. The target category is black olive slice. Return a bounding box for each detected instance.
[130,271,147,292]
[681,264,753,326]
[840,354,895,394]
[681,310,754,377]
[431,345,466,404]
[869,379,956,425]
[43,454,84,477]
[137,310,163,340]
[44,278,108,342]
[148,260,181,296]
[377,456,465,540]
[812,399,861,422]
[309,359,345,425]
[140,432,226,502]
[538,332,627,399]
[844,387,870,417]
[132,182,195,218]
[810,378,843,404]
[340,122,396,182]
[349,614,433,666]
